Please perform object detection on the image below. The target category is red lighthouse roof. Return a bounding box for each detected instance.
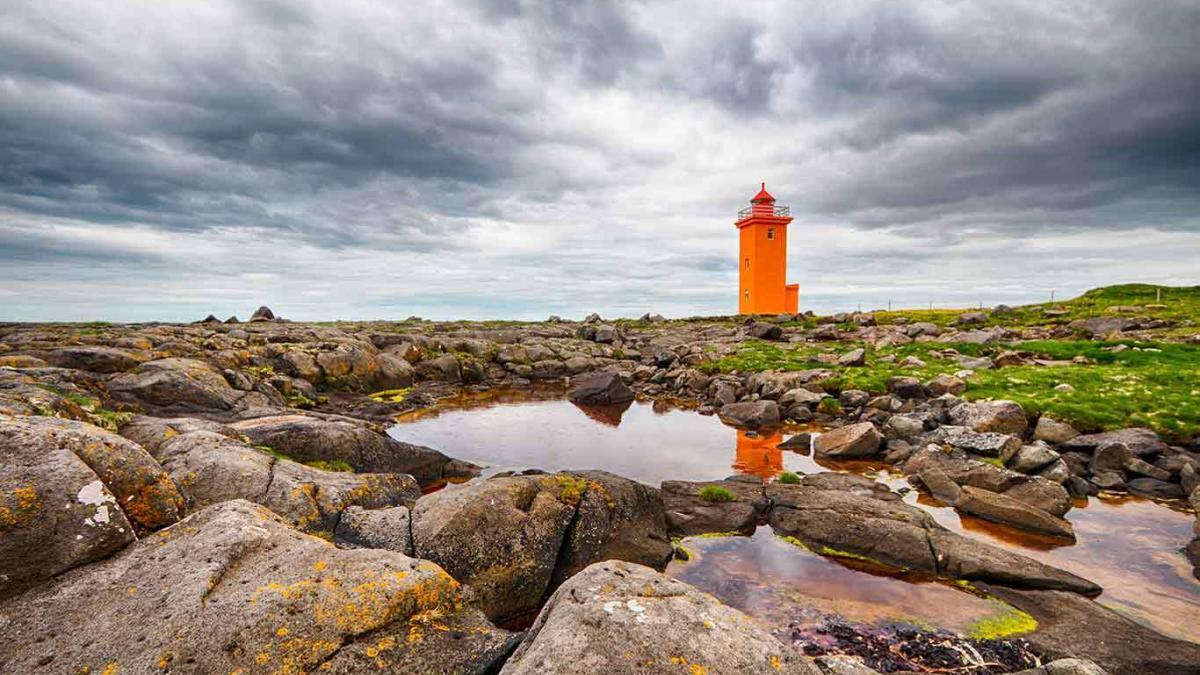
[750,182,775,204]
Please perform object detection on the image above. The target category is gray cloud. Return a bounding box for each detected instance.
[0,0,1197,321]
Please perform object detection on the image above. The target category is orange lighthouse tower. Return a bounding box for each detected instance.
[736,183,798,314]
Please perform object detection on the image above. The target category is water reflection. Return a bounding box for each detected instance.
[667,528,1009,635]
[389,388,1200,643]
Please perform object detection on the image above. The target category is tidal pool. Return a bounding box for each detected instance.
[388,389,1200,644]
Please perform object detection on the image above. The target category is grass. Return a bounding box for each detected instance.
[33,385,132,431]
[875,284,1200,330]
[698,485,735,502]
[703,337,1200,441]
[776,471,802,484]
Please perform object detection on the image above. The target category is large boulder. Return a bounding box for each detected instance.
[108,357,244,412]
[567,371,634,405]
[767,475,1098,595]
[747,321,784,340]
[118,415,241,455]
[949,400,1028,435]
[549,470,672,587]
[411,475,576,624]
[717,400,780,428]
[45,346,147,373]
[814,422,883,458]
[1,416,140,598]
[660,477,768,536]
[0,500,518,674]
[230,415,468,486]
[501,561,819,675]
[155,430,420,532]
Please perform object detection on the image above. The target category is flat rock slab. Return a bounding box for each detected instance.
[956,485,1075,540]
[230,414,466,485]
[987,585,1200,675]
[661,477,769,536]
[0,500,518,674]
[501,561,820,675]
[766,477,1099,596]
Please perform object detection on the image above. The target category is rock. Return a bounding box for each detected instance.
[768,476,1097,595]
[1181,463,1200,495]
[333,504,413,554]
[118,415,240,455]
[1089,441,1133,473]
[411,474,575,624]
[109,357,243,412]
[925,373,966,396]
[956,311,988,325]
[1062,428,1168,457]
[815,422,883,458]
[0,416,141,598]
[1090,470,1126,491]
[887,376,926,399]
[414,352,462,383]
[583,312,602,323]
[567,371,634,405]
[155,430,419,531]
[949,400,1028,435]
[914,467,963,504]
[1034,416,1080,444]
[46,346,147,373]
[930,425,1022,462]
[839,389,871,408]
[883,414,925,440]
[837,348,866,366]
[717,400,780,428]
[0,500,517,674]
[780,387,826,409]
[548,470,672,587]
[230,415,465,486]
[501,561,818,675]
[748,321,784,340]
[1004,477,1073,517]
[1123,456,1172,481]
[1013,659,1109,675]
[1038,458,1071,484]
[955,485,1075,539]
[249,305,275,321]
[1009,442,1062,474]
[1125,477,1184,499]
[223,315,239,323]
[988,586,1200,675]
[904,445,1023,493]
[660,478,768,536]
[1080,316,1135,337]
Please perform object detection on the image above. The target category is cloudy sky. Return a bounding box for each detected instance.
[2,0,1198,322]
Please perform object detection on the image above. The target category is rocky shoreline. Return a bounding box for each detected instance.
[2,304,1199,674]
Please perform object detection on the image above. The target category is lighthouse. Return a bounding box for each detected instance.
[735,183,798,314]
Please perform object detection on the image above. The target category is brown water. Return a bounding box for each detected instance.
[388,389,1200,643]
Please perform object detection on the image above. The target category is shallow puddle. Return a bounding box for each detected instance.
[666,528,1017,636]
[389,389,1200,644]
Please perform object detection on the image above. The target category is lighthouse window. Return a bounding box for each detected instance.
[767,228,775,240]
[744,258,750,270]
[744,289,750,299]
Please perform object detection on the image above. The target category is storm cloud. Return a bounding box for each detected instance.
[2,0,1198,321]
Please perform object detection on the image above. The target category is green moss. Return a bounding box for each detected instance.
[693,530,743,538]
[304,459,354,473]
[776,471,802,484]
[698,485,735,502]
[244,364,275,379]
[965,603,1038,640]
[256,445,292,462]
[287,392,315,409]
[89,409,133,432]
[368,387,412,403]
[552,475,590,506]
[979,456,1006,468]
[818,546,879,563]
